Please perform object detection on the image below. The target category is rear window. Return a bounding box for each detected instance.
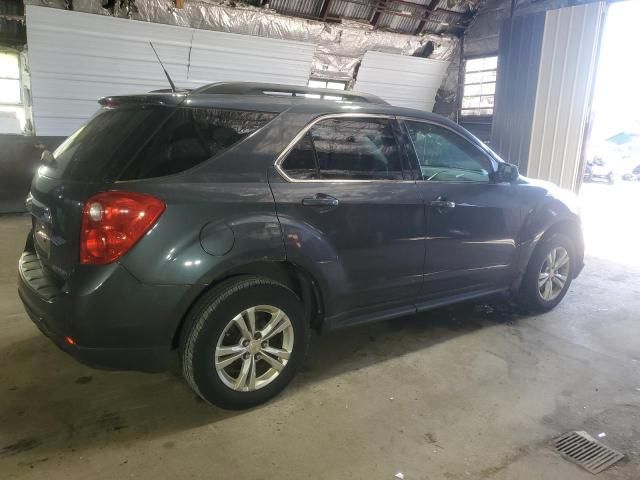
[119,108,277,180]
[50,106,167,181]
[49,106,277,181]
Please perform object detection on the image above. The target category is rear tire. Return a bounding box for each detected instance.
[180,276,310,409]
[518,233,575,313]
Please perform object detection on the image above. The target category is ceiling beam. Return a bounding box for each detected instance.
[319,0,334,20]
[414,0,441,34]
[371,0,388,27]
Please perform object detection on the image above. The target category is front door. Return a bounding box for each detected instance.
[269,115,425,319]
[400,119,522,298]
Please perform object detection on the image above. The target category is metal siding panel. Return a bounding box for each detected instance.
[353,51,449,111]
[490,12,545,170]
[527,2,605,191]
[26,5,315,136]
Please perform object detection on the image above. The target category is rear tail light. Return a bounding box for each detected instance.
[80,191,165,265]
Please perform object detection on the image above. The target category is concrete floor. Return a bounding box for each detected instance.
[1,183,639,479]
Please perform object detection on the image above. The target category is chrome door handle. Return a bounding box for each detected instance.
[302,194,339,207]
[430,197,455,209]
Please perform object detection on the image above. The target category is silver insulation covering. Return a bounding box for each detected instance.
[26,0,459,81]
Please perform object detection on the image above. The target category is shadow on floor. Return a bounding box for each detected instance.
[0,295,523,460]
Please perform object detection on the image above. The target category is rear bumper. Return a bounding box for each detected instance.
[18,251,193,372]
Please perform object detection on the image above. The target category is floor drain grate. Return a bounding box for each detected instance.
[554,431,624,474]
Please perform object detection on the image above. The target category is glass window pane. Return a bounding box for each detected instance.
[0,106,24,134]
[465,58,485,72]
[464,84,481,96]
[484,56,498,70]
[404,121,491,183]
[281,133,318,180]
[462,96,481,109]
[0,52,20,79]
[311,118,404,180]
[481,70,497,83]
[0,79,20,103]
[481,82,496,95]
[480,95,494,107]
[464,72,484,84]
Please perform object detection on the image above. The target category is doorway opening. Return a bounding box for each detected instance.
[581,0,640,266]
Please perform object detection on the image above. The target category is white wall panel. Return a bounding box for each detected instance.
[26,5,315,136]
[527,2,605,191]
[353,51,449,112]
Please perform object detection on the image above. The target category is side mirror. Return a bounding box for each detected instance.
[40,150,55,166]
[495,162,519,183]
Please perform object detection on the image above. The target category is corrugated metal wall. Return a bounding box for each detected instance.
[527,2,605,191]
[353,51,449,111]
[26,5,316,136]
[490,11,545,168]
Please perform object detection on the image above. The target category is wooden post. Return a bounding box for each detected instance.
[175,0,185,8]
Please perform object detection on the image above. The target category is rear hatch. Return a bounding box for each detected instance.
[27,103,171,283]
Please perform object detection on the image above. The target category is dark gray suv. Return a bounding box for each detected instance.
[18,82,584,409]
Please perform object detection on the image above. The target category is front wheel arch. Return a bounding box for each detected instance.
[512,218,584,292]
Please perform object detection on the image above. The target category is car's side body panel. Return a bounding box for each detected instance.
[268,171,426,321]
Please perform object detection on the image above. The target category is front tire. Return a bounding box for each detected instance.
[180,276,310,409]
[518,233,575,313]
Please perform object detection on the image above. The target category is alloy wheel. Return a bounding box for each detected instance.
[214,305,294,392]
[538,246,571,301]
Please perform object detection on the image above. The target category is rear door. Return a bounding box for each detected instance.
[269,114,425,318]
[399,118,523,298]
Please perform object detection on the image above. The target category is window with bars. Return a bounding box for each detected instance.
[0,50,25,134]
[461,56,497,117]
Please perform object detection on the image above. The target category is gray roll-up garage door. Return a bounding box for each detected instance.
[26,5,316,136]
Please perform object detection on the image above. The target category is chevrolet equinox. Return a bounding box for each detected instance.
[18,82,584,409]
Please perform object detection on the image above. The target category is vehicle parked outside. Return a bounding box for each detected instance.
[622,164,640,181]
[18,83,584,409]
[584,157,615,184]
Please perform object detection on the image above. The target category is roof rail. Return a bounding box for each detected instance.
[192,82,389,105]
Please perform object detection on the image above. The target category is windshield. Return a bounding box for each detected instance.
[48,106,169,181]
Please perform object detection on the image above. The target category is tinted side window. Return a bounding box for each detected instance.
[310,118,404,180]
[280,133,318,180]
[404,121,492,183]
[120,108,276,179]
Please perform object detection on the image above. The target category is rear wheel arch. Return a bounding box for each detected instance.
[171,261,325,349]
